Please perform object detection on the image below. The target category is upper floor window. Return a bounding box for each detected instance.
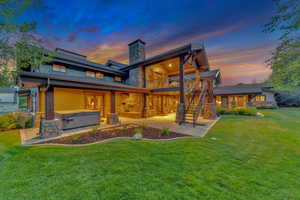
[53,64,66,72]
[86,71,95,78]
[96,72,104,79]
[115,76,122,82]
[255,95,266,102]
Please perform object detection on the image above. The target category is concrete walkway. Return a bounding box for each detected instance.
[120,113,219,137]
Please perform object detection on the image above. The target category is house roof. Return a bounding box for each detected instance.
[106,60,128,69]
[120,43,208,71]
[214,83,273,95]
[0,88,17,93]
[49,49,126,76]
[20,71,149,93]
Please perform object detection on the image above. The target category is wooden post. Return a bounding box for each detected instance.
[111,91,116,114]
[179,55,185,105]
[176,55,186,124]
[45,86,54,120]
[142,93,148,118]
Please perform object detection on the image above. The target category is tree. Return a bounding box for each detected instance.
[264,0,300,91]
[0,0,53,87]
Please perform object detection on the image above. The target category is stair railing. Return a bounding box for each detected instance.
[192,81,208,127]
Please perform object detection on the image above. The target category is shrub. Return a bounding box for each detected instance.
[135,127,144,135]
[217,107,257,116]
[25,118,34,128]
[71,135,80,141]
[91,125,99,134]
[161,128,170,136]
[139,123,148,129]
[244,107,257,115]
[256,105,277,109]
[0,113,28,131]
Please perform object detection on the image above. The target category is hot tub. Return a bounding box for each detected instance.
[55,109,100,130]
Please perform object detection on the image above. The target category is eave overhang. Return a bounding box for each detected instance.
[20,71,149,94]
[121,43,209,71]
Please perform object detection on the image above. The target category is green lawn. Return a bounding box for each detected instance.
[0,108,300,200]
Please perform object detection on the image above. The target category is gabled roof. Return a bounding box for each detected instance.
[214,83,273,95]
[120,43,208,71]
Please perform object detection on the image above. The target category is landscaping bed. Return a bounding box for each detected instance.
[40,124,189,145]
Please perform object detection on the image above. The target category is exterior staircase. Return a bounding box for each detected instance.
[184,81,208,127]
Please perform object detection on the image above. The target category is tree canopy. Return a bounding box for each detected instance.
[264,0,300,91]
[0,0,52,87]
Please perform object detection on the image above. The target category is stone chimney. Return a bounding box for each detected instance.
[128,39,146,65]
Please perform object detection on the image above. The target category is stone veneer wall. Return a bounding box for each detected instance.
[128,40,146,87]
[39,119,62,138]
[128,68,145,87]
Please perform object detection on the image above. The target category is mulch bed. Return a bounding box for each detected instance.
[40,124,189,145]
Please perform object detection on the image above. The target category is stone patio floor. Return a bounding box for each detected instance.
[20,113,220,145]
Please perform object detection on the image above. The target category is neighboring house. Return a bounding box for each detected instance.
[19,39,220,132]
[214,83,277,109]
[0,88,19,114]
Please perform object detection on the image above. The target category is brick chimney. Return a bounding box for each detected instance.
[128,39,146,65]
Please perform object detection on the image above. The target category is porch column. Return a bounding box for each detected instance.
[40,86,62,139]
[179,55,185,105]
[107,91,119,125]
[142,93,148,118]
[45,86,54,120]
[111,91,116,114]
[176,55,185,124]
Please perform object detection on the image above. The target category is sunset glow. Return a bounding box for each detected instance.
[25,0,278,85]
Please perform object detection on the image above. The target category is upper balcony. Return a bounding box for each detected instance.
[145,57,202,90]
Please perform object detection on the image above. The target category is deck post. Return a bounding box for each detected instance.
[176,55,185,124]
[111,91,116,114]
[40,86,62,138]
[142,93,149,118]
[45,86,55,120]
[107,91,119,125]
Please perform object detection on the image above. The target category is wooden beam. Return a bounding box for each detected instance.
[111,91,116,114]
[45,86,55,120]
[179,55,185,104]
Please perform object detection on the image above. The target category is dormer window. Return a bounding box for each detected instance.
[86,71,95,78]
[53,64,66,72]
[115,76,122,82]
[96,72,104,79]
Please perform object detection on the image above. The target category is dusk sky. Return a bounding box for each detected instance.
[26,0,280,85]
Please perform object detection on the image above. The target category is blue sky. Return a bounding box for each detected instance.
[25,0,279,85]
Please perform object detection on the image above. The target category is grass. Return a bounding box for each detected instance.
[0,108,299,200]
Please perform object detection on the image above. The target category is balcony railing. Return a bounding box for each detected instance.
[146,78,197,89]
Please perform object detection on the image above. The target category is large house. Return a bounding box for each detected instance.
[19,39,220,136]
[214,83,277,108]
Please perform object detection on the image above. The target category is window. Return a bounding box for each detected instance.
[255,95,266,102]
[237,96,245,107]
[115,76,122,82]
[96,72,104,79]
[53,64,66,72]
[86,71,95,77]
